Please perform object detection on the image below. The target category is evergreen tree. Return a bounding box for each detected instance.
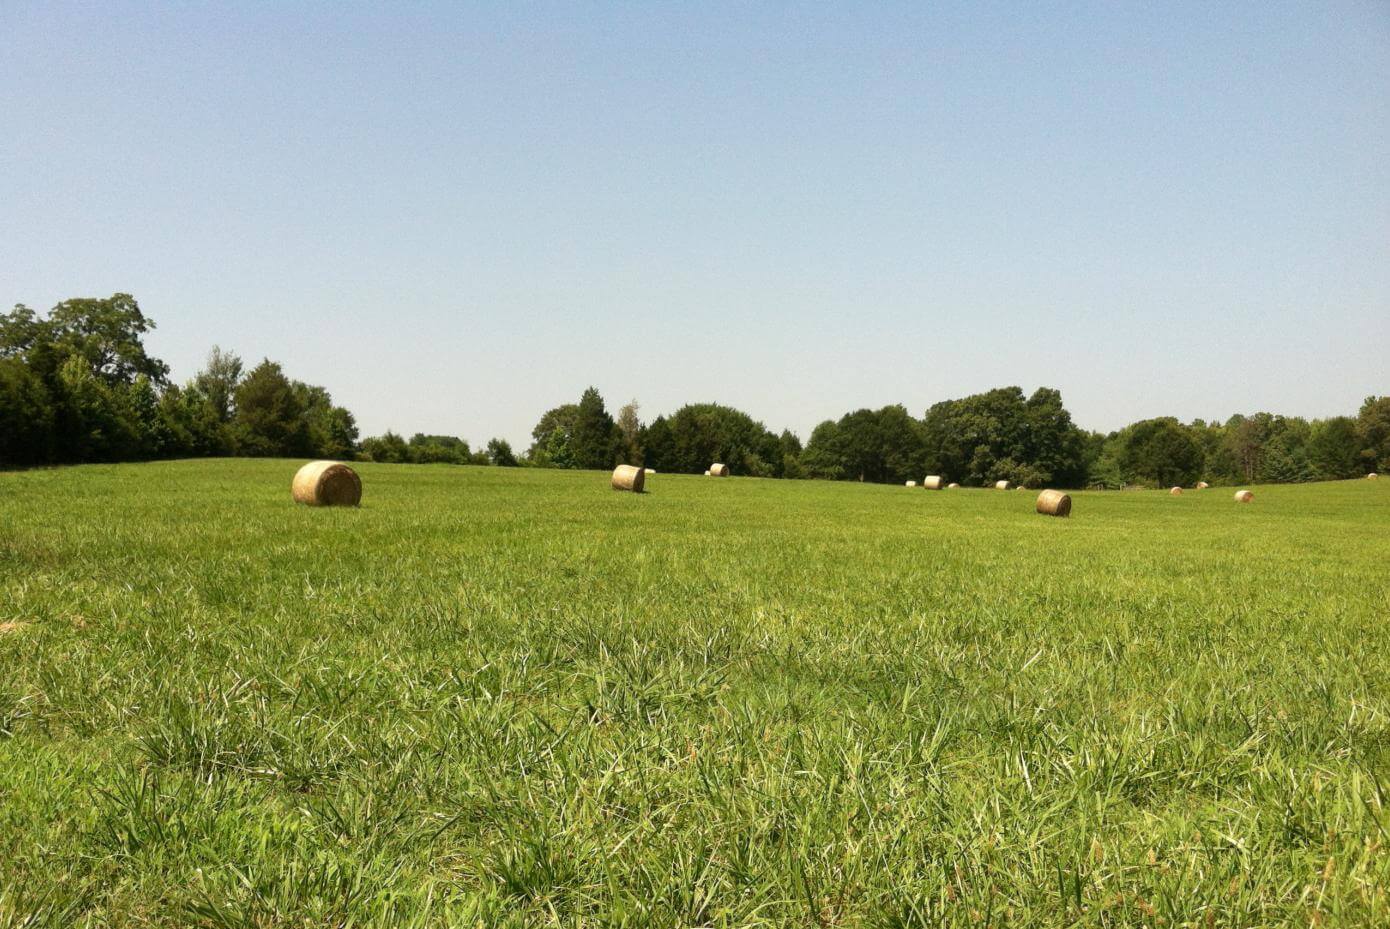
[570,387,620,470]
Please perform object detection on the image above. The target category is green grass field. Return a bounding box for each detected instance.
[2,460,1388,927]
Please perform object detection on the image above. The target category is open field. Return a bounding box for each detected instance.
[1,460,1388,927]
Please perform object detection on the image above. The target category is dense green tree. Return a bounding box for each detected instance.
[778,429,804,479]
[42,294,169,386]
[639,416,675,472]
[156,383,226,458]
[921,386,1087,486]
[643,403,784,476]
[570,387,621,470]
[293,382,358,459]
[1358,396,1390,472]
[405,434,469,463]
[799,421,845,480]
[802,405,924,484]
[527,403,579,466]
[54,355,141,461]
[194,346,243,423]
[487,438,518,466]
[360,431,410,463]
[0,357,56,466]
[1116,417,1204,487]
[1306,417,1361,480]
[231,360,311,457]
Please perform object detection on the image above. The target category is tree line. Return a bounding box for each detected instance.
[3,295,1387,485]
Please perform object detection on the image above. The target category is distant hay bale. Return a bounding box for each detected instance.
[1196,481,1210,489]
[1234,489,1254,503]
[292,461,361,507]
[1170,486,1183,495]
[923,476,944,490]
[1036,489,1071,517]
[644,468,656,475]
[947,482,960,489]
[710,463,730,477]
[704,470,711,476]
[1369,473,1379,480]
[905,480,918,487]
[611,464,644,493]
[994,480,1010,490]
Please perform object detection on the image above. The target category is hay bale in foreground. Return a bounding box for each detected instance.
[923,475,944,490]
[1170,486,1183,495]
[710,463,730,477]
[1234,489,1254,503]
[1196,481,1210,489]
[947,482,960,489]
[905,480,917,487]
[994,480,1010,490]
[612,464,644,493]
[1036,489,1071,517]
[292,461,361,507]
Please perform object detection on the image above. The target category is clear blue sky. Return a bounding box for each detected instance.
[3,2,1386,447]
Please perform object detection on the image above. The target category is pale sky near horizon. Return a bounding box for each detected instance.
[3,2,1387,448]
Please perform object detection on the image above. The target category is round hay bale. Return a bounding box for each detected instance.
[923,475,945,490]
[994,480,1010,490]
[292,461,361,507]
[644,468,656,475]
[905,480,918,487]
[1196,481,1209,489]
[947,482,960,489]
[611,464,644,493]
[1368,473,1378,480]
[1234,489,1254,503]
[710,463,730,477]
[1036,489,1071,517]
[703,470,711,476]
[1170,486,1183,495]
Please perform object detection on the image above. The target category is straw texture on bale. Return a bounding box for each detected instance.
[1170,486,1183,495]
[923,476,944,490]
[994,480,1010,490]
[1234,490,1254,503]
[1196,481,1210,489]
[1035,489,1071,517]
[611,464,645,493]
[709,463,730,477]
[292,461,361,507]
[947,482,960,489]
[905,481,917,487]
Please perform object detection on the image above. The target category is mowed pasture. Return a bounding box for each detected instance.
[1,461,1388,928]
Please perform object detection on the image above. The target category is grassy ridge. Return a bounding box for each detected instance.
[1,460,1388,927]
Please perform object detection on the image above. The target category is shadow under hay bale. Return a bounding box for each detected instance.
[292,461,361,507]
[1036,489,1071,517]
[611,465,645,493]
